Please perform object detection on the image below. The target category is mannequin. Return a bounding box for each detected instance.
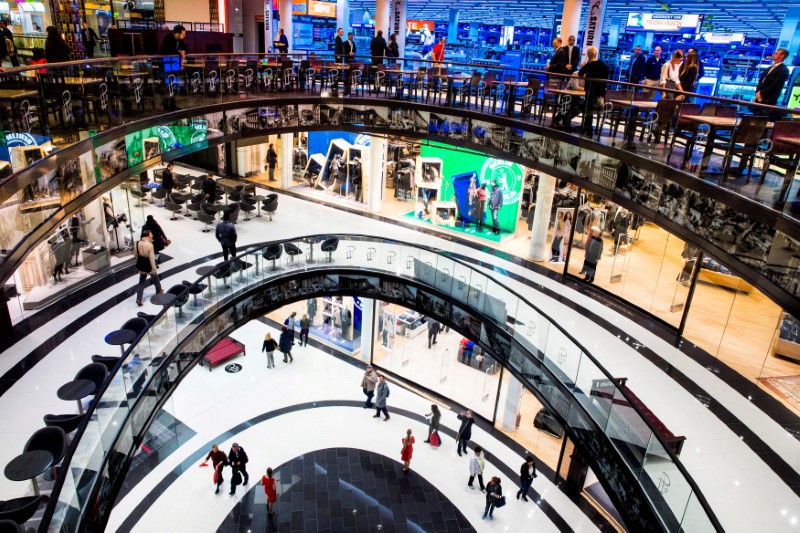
[307,298,317,325]
[340,305,352,340]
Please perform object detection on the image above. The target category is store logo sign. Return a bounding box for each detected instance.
[354,134,371,147]
[5,132,37,147]
[480,159,522,204]
[309,0,335,18]
[155,125,177,148]
[393,0,405,37]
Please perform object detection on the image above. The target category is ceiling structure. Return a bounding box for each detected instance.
[348,0,793,38]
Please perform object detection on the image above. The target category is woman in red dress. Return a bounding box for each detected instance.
[261,467,278,518]
[401,429,415,472]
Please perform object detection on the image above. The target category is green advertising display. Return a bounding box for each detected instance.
[124,121,208,166]
[420,141,523,234]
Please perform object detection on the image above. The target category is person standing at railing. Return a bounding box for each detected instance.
[642,45,665,95]
[160,24,187,65]
[0,20,19,66]
[547,38,566,77]
[679,50,700,99]
[45,26,70,63]
[81,23,99,59]
[370,30,387,65]
[755,48,790,122]
[578,47,609,136]
[660,49,684,100]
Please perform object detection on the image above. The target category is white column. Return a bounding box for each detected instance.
[279,0,293,54]
[336,0,350,33]
[778,7,800,63]
[280,133,292,188]
[359,298,375,362]
[501,374,523,431]
[560,0,582,43]
[375,0,389,36]
[390,0,407,56]
[528,175,555,261]
[368,136,386,212]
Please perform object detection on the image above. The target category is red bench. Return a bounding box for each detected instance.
[201,337,246,371]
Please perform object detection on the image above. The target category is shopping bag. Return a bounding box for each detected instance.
[430,432,440,447]
[213,469,219,485]
[494,496,506,508]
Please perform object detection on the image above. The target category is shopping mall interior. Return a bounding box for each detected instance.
[2,0,800,532]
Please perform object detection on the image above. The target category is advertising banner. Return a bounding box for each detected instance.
[699,32,744,44]
[582,0,606,58]
[308,0,336,18]
[625,13,703,34]
[392,0,407,55]
[264,0,271,53]
[420,142,523,234]
[124,122,208,166]
[292,0,307,15]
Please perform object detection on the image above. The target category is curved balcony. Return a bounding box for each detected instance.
[0,54,799,320]
[38,234,721,532]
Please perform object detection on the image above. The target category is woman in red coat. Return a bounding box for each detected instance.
[401,429,415,472]
[261,467,278,518]
[202,444,228,494]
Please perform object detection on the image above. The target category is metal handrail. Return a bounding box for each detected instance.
[38,233,722,532]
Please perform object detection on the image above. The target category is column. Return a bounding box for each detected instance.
[559,0,581,43]
[336,0,350,33]
[279,0,293,54]
[375,0,389,36]
[501,374,523,431]
[607,17,621,48]
[778,6,800,63]
[280,133,292,188]
[359,298,376,362]
[502,18,514,47]
[447,9,459,44]
[227,0,244,52]
[368,135,386,212]
[390,0,407,56]
[643,32,654,51]
[528,175,555,261]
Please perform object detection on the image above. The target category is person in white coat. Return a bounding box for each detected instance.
[468,446,485,491]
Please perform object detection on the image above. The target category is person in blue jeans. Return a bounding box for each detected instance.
[456,410,474,456]
[516,456,537,502]
[483,477,502,520]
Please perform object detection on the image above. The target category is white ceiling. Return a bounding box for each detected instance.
[349,0,794,38]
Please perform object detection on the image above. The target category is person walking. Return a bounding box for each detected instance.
[261,467,278,518]
[370,30,387,65]
[266,144,278,181]
[489,180,504,235]
[456,410,474,456]
[400,429,415,472]
[582,226,603,283]
[45,26,70,63]
[516,455,537,502]
[482,477,503,520]
[361,364,379,408]
[215,212,237,261]
[278,325,294,363]
[474,183,487,232]
[228,442,249,494]
[141,215,168,265]
[81,22,99,58]
[202,444,228,494]
[468,446,485,491]
[299,313,310,346]
[161,163,175,196]
[427,318,439,348]
[660,49,685,100]
[262,332,277,368]
[373,375,390,420]
[134,230,163,306]
[424,404,440,444]
[285,311,297,342]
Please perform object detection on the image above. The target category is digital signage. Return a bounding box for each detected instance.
[626,13,703,34]
[308,0,335,18]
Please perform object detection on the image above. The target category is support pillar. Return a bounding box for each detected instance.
[390,0,406,56]
[501,375,523,431]
[643,32,654,52]
[608,17,621,48]
[447,9,459,44]
[359,298,375,362]
[778,6,800,64]
[279,0,293,54]
[502,18,515,47]
[367,136,386,212]
[280,133,292,188]
[559,0,581,43]
[336,0,350,34]
[375,0,389,37]
[528,175,556,261]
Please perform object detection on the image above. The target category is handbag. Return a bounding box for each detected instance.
[213,469,219,485]
[430,432,440,447]
[160,235,171,247]
[494,495,506,508]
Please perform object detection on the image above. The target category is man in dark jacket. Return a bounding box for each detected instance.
[334,27,345,63]
[562,35,580,75]
[81,22,99,58]
[628,45,645,84]
[215,212,237,260]
[228,443,249,494]
[1,20,19,66]
[427,318,439,349]
[370,30,387,65]
[266,144,278,181]
[202,174,217,203]
[756,48,790,121]
[456,410,475,456]
[161,163,175,195]
[642,45,665,92]
[160,24,187,60]
[547,38,567,77]
[516,456,537,502]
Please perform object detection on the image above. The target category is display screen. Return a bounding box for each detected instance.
[420,142,523,234]
[626,13,703,34]
[406,20,433,33]
[308,0,335,18]
[124,121,208,166]
[292,0,307,15]
[699,32,744,44]
[293,21,314,47]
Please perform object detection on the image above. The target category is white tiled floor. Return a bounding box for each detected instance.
[1,180,800,531]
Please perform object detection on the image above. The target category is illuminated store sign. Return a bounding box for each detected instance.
[626,13,703,34]
[308,0,335,18]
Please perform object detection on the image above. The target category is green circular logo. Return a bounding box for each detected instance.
[480,159,521,204]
